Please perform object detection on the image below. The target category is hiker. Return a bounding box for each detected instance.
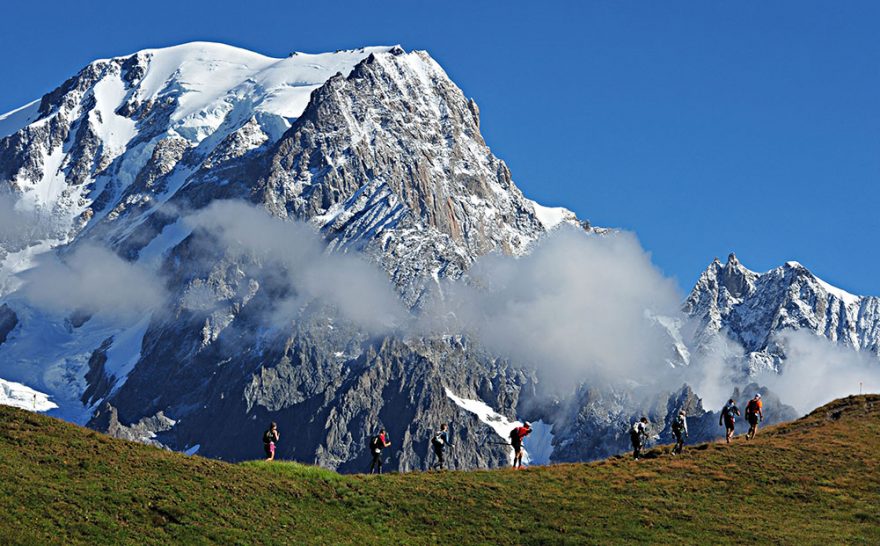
[368,428,391,474]
[630,417,649,460]
[510,422,532,468]
[719,399,741,443]
[671,410,688,455]
[431,423,453,470]
[263,422,280,461]
[745,393,764,440]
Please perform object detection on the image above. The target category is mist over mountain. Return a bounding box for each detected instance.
[0,42,876,470]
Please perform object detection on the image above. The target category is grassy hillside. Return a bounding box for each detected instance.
[1,395,878,545]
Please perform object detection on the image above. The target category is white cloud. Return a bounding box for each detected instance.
[421,227,684,386]
[17,243,165,320]
[184,200,407,333]
[758,330,880,414]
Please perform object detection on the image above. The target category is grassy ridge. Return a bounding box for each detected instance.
[1,395,878,544]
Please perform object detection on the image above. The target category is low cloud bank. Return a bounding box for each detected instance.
[8,198,876,417]
[759,331,880,414]
[18,243,165,320]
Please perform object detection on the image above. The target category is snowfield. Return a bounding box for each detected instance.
[0,378,58,412]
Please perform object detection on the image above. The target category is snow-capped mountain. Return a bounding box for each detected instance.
[685,253,880,373]
[0,42,583,470]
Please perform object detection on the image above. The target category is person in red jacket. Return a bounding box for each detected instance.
[745,394,764,440]
[509,422,532,468]
[369,428,391,474]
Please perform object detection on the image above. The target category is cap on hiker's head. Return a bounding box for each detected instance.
[755,393,761,398]
[524,421,532,428]
[679,409,686,415]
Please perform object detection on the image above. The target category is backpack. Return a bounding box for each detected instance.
[263,430,274,444]
[431,432,445,449]
[369,435,381,451]
[671,417,683,432]
[629,423,642,442]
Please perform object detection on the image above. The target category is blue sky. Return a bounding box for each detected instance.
[1,1,878,295]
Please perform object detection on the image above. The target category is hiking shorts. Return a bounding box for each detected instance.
[724,417,735,430]
[264,442,275,457]
[512,443,523,456]
[747,413,759,426]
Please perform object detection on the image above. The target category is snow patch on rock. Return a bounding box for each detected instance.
[0,377,58,411]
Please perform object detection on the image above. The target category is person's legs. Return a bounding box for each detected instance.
[433,448,444,470]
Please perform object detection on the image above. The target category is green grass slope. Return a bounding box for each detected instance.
[1,395,878,545]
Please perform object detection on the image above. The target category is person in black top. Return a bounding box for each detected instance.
[431,423,453,470]
[720,399,741,443]
[263,422,279,461]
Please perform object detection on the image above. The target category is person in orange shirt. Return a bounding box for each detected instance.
[745,394,764,440]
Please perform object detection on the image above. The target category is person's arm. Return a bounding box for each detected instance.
[683,418,689,437]
[719,411,723,426]
[384,435,391,448]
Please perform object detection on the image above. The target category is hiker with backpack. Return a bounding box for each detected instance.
[630,417,649,460]
[671,410,688,455]
[719,399,741,443]
[431,423,453,470]
[509,422,532,468]
[263,422,280,461]
[368,428,391,474]
[745,393,763,440]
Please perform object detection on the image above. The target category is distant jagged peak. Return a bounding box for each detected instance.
[690,252,866,312]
